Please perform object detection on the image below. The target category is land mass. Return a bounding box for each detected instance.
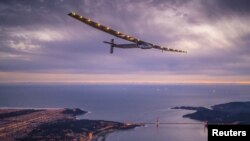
[172,101,250,124]
[0,108,140,141]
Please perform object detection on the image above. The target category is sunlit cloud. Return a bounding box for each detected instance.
[9,29,65,42]
[0,72,249,85]
[8,40,40,52]
[0,0,249,83]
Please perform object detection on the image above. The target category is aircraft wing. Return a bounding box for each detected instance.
[153,45,187,53]
[68,12,140,43]
[68,12,187,53]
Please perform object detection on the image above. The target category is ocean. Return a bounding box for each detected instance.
[0,84,250,141]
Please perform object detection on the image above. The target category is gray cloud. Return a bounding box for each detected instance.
[0,0,85,27]
[0,0,250,81]
[200,0,250,20]
[213,0,250,14]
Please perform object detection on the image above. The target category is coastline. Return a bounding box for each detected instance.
[172,101,250,125]
[0,108,140,141]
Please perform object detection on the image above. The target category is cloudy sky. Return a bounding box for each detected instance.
[0,0,250,84]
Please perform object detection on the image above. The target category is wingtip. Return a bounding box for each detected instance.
[68,12,77,16]
[180,50,187,53]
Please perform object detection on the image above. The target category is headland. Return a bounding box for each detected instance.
[0,108,140,141]
[172,101,250,124]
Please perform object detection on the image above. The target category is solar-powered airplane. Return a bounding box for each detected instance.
[68,12,187,54]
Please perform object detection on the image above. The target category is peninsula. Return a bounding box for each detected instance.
[0,108,140,141]
[172,101,250,124]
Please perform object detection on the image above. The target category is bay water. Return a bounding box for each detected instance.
[0,84,250,141]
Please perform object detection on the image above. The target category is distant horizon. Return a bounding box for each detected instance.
[1,81,249,86]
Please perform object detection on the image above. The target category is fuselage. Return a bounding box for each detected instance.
[137,42,153,49]
[114,42,153,49]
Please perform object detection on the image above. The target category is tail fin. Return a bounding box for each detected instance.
[110,39,114,54]
[103,39,115,54]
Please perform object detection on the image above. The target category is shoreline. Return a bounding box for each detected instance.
[172,101,250,125]
[0,108,140,141]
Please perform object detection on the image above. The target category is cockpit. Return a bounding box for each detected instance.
[137,42,153,49]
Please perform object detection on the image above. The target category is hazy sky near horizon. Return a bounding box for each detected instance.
[0,0,250,84]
